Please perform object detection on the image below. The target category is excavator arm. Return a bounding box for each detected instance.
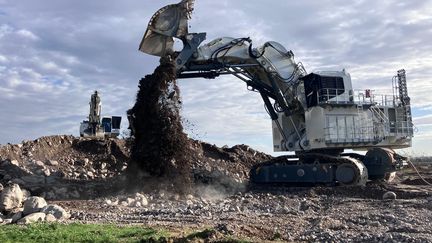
[139,1,307,131]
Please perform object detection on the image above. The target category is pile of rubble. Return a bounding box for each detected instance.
[0,136,130,200]
[0,135,271,200]
[0,183,69,225]
[104,192,149,208]
[188,141,271,192]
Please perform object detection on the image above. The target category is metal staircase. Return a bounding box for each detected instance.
[369,106,390,137]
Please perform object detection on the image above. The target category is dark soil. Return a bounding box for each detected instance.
[401,165,432,186]
[127,60,192,191]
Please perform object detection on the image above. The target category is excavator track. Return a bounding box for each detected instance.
[249,148,405,187]
[250,153,368,186]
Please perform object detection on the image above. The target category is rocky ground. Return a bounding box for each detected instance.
[1,136,432,242]
[63,185,432,242]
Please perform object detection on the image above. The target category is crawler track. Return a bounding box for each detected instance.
[250,152,376,186]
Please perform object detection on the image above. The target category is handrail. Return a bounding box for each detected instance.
[315,88,400,107]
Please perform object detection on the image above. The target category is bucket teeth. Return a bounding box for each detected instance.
[183,0,195,19]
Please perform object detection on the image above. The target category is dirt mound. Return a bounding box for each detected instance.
[0,136,130,199]
[0,135,129,162]
[188,141,271,193]
[0,135,271,199]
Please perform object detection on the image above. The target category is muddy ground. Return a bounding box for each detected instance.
[1,136,432,242]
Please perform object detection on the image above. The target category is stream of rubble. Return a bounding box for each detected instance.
[127,59,192,193]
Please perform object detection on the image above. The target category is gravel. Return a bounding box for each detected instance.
[54,182,432,242]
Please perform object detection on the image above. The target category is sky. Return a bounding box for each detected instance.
[0,0,431,156]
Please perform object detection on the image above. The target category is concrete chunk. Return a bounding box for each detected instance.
[0,184,23,212]
[23,197,47,215]
[17,212,46,224]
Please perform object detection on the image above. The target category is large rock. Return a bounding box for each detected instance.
[17,212,46,225]
[22,189,31,201]
[23,197,47,215]
[0,184,24,212]
[3,218,12,224]
[41,204,70,220]
[135,193,149,206]
[45,160,59,166]
[10,160,20,166]
[383,191,397,200]
[45,213,56,222]
[34,160,45,168]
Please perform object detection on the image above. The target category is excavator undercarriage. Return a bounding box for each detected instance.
[250,148,406,186]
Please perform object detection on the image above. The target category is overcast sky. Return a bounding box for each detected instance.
[0,0,431,156]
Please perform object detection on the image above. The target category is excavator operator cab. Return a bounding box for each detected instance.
[302,71,354,108]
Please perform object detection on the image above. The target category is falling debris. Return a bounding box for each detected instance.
[127,59,192,190]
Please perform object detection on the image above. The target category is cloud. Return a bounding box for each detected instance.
[16,29,39,40]
[179,76,272,152]
[414,114,432,126]
[0,0,431,156]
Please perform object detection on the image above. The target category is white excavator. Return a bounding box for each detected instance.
[139,0,414,185]
[80,91,122,138]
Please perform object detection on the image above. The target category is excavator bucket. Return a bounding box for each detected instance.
[139,0,194,57]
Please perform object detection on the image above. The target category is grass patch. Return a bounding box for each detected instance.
[0,223,253,243]
[0,223,169,243]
